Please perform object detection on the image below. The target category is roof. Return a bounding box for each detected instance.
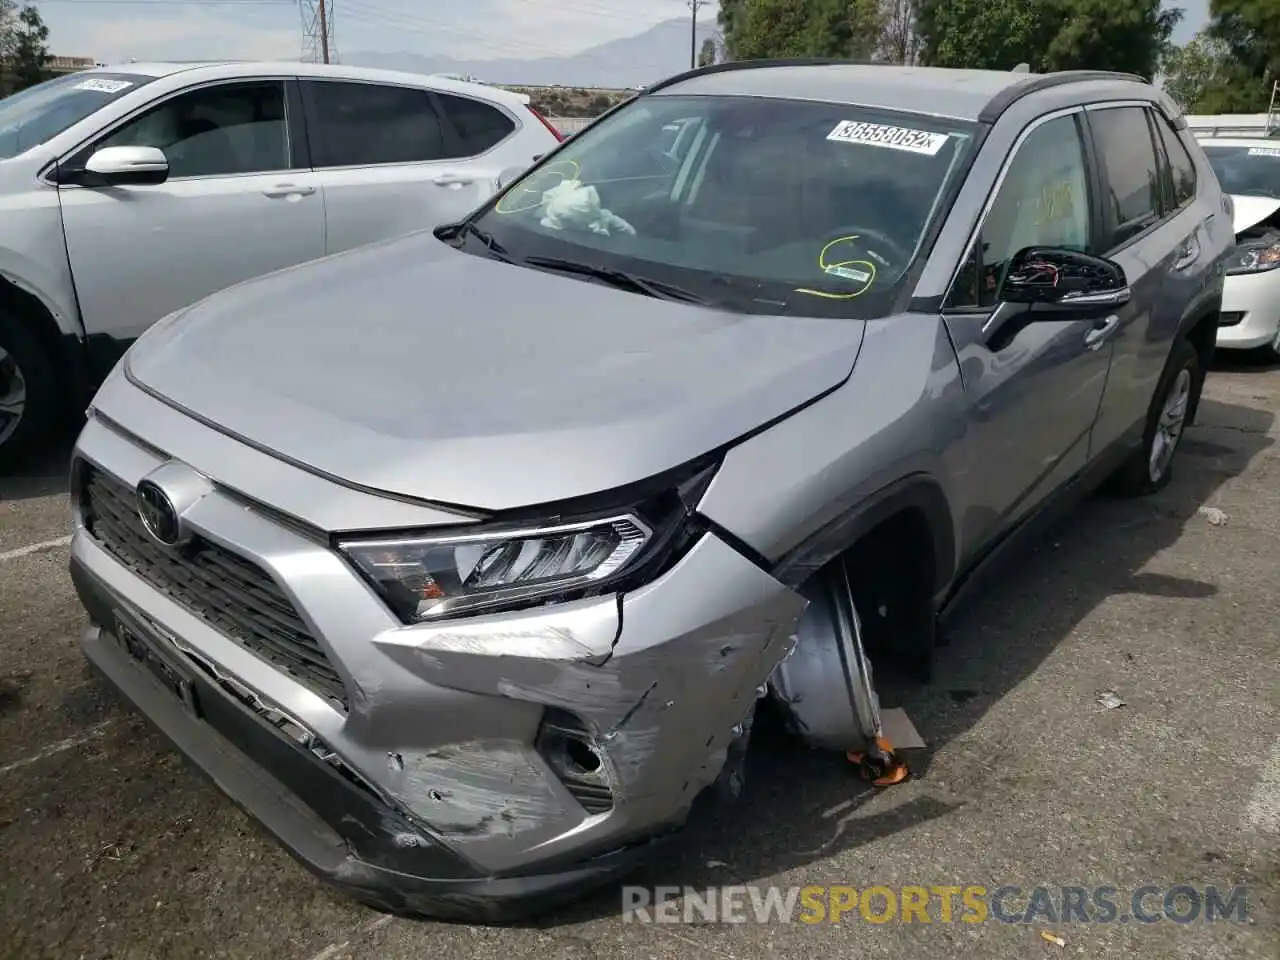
[651,62,1147,122]
[84,60,530,105]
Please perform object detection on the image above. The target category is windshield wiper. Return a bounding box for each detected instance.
[521,256,711,305]
[459,221,511,261]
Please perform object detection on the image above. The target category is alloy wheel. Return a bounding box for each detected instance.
[0,345,26,447]
[1148,366,1191,484]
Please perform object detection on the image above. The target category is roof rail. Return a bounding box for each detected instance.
[642,57,867,95]
[978,69,1148,123]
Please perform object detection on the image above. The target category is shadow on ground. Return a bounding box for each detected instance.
[0,420,78,501]
[520,395,1274,926]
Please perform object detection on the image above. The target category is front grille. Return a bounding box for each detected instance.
[1219,311,1245,327]
[79,464,348,709]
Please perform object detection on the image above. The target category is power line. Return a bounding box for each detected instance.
[300,0,335,63]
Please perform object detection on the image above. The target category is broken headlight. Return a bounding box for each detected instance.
[1226,240,1280,275]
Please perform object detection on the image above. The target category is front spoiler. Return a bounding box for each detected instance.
[73,556,671,923]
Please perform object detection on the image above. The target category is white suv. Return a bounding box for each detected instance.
[0,61,562,466]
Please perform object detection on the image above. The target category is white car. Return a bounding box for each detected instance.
[0,60,562,466]
[1201,137,1280,360]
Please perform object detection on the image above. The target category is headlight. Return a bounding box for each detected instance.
[1226,241,1280,275]
[337,466,716,623]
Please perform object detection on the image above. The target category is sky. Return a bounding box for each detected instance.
[37,0,1208,66]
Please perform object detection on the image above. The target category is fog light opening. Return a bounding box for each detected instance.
[563,737,603,776]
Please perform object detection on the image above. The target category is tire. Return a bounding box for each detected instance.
[0,311,59,472]
[1107,337,1202,498]
[1261,323,1280,365]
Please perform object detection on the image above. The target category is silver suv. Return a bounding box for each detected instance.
[69,62,1231,921]
[0,61,560,467]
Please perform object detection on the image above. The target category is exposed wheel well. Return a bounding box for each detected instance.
[1184,307,1217,424]
[835,505,939,680]
[0,277,74,400]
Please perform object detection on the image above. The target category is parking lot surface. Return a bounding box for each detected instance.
[1,357,1278,959]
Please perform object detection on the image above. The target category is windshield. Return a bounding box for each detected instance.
[468,95,979,317]
[1204,144,1280,199]
[0,72,153,160]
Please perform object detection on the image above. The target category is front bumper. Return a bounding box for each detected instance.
[1217,268,1280,350]
[69,398,805,920]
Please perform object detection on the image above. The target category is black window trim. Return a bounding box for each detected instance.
[1080,100,1176,256]
[47,76,301,187]
[299,77,521,170]
[939,105,1103,316]
[1149,106,1197,215]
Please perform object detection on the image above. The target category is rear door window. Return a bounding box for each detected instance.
[1088,105,1164,248]
[433,93,515,156]
[302,80,448,167]
[1153,112,1197,209]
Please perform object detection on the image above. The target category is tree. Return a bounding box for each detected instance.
[877,0,921,65]
[1162,32,1235,112]
[1206,0,1280,112]
[698,37,717,67]
[917,0,1180,77]
[727,0,884,61]
[916,0,1058,70]
[1042,0,1182,80]
[0,0,18,96]
[10,3,49,92]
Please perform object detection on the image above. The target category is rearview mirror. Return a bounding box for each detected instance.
[83,145,169,186]
[496,165,526,190]
[999,247,1130,307]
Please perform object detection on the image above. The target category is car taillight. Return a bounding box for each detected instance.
[526,105,563,141]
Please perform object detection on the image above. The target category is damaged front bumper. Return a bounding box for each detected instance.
[69,414,806,920]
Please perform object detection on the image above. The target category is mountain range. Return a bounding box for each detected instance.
[342,18,718,89]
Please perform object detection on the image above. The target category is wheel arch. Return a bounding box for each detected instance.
[770,472,957,602]
[0,273,89,408]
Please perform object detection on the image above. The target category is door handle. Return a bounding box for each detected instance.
[1084,314,1120,350]
[1173,239,1199,271]
[262,184,316,198]
[432,172,474,186]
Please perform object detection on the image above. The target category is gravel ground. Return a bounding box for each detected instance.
[1,356,1277,960]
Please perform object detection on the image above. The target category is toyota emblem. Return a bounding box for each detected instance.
[136,479,184,546]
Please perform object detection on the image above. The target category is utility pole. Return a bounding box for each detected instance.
[689,0,707,69]
[300,0,337,64]
[319,0,330,63]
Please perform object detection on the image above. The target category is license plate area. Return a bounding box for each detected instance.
[113,609,200,717]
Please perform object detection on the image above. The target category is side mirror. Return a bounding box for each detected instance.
[999,247,1130,308]
[496,165,526,191]
[82,145,170,185]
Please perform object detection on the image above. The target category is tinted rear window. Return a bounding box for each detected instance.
[435,93,515,155]
[304,80,448,167]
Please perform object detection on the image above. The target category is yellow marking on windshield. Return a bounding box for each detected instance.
[795,236,877,299]
[494,160,581,214]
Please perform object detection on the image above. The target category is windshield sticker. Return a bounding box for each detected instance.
[827,120,949,155]
[75,78,134,94]
[1247,146,1280,158]
[495,160,580,214]
[796,236,877,300]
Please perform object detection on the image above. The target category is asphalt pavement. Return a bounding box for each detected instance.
[1,355,1278,959]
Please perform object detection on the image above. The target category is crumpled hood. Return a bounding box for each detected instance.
[126,232,866,512]
[1231,194,1280,234]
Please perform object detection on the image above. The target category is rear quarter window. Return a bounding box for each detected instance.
[434,93,515,156]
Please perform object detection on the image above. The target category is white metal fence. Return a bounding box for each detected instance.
[547,116,595,136]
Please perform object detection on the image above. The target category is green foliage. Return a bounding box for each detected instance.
[698,37,717,67]
[1205,0,1280,111]
[1162,31,1237,112]
[916,0,1179,77]
[724,0,884,61]
[11,4,50,90]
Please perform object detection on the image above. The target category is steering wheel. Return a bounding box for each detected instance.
[820,227,913,272]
